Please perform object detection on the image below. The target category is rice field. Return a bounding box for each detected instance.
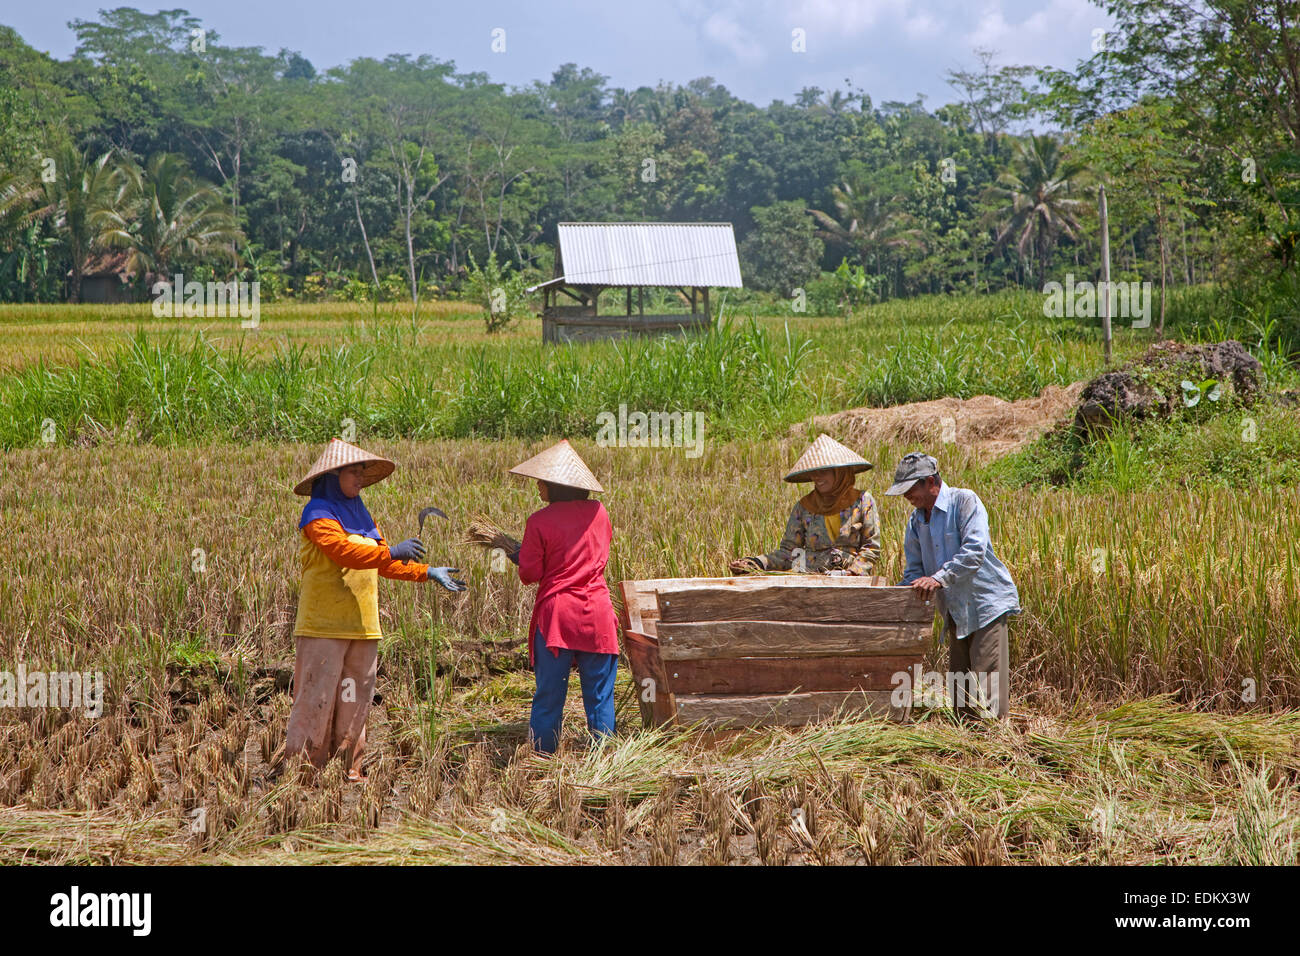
[2,294,1297,865]
[0,291,1156,448]
[0,300,487,372]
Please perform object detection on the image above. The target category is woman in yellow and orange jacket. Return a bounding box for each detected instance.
[285,438,465,780]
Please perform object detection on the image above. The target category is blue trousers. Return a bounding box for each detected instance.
[529,631,617,754]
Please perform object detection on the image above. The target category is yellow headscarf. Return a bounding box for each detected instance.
[798,466,860,516]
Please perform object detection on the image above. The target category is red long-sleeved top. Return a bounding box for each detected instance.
[302,518,430,581]
[518,499,619,664]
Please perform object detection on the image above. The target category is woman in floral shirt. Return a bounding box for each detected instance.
[729,434,881,576]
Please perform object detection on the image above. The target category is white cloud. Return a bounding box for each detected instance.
[786,0,899,36]
[965,0,1109,64]
[663,0,1113,104]
[681,0,903,64]
[701,9,766,62]
[902,10,941,39]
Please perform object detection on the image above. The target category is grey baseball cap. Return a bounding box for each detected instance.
[883,451,939,495]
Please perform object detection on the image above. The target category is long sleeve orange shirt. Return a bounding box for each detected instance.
[301,518,430,581]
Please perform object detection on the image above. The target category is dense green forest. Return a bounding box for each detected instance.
[0,3,1297,313]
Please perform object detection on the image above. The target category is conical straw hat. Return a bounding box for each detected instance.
[509,439,604,492]
[293,438,396,496]
[783,434,872,482]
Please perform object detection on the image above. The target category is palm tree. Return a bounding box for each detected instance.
[986,134,1087,283]
[822,89,850,114]
[0,170,43,234]
[98,153,242,284]
[609,87,653,126]
[810,175,924,294]
[2,149,128,302]
[0,174,60,301]
[51,149,133,302]
[640,83,679,128]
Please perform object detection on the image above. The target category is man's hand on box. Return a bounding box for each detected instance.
[911,575,943,596]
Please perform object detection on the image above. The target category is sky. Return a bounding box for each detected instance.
[4,0,1113,108]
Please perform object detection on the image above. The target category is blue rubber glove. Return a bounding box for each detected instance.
[427,567,467,591]
[389,538,426,563]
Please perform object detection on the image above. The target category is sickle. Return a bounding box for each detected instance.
[418,506,448,536]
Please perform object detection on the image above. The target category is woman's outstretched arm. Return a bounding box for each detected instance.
[303,519,430,581]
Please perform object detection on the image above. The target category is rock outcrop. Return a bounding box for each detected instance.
[1074,340,1261,432]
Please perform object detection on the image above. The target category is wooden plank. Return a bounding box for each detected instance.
[657,620,928,660]
[622,630,676,727]
[628,574,890,591]
[674,690,905,729]
[637,606,660,637]
[664,655,919,695]
[617,581,639,632]
[551,314,710,328]
[624,579,668,636]
[621,575,897,639]
[548,319,709,345]
[657,585,934,624]
[621,588,660,638]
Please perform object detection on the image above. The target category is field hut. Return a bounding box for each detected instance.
[76,252,138,304]
[529,222,743,343]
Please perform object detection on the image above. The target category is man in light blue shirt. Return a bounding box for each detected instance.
[885,452,1020,720]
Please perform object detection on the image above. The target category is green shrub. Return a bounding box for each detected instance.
[990,404,1300,490]
[463,251,534,333]
[805,260,884,317]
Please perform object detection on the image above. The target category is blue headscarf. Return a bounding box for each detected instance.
[298,471,381,540]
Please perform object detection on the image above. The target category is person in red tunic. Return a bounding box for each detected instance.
[506,440,619,754]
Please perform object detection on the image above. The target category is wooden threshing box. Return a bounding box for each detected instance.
[617,575,934,730]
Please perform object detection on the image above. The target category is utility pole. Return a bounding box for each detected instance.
[1099,185,1112,365]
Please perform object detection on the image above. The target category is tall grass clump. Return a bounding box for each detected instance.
[851,316,1086,406]
[0,319,829,447]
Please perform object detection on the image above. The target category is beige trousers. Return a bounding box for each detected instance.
[945,612,1010,720]
[284,636,379,777]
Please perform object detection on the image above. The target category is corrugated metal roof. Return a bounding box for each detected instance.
[553,222,743,288]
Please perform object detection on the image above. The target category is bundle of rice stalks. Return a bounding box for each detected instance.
[464,515,521,554]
